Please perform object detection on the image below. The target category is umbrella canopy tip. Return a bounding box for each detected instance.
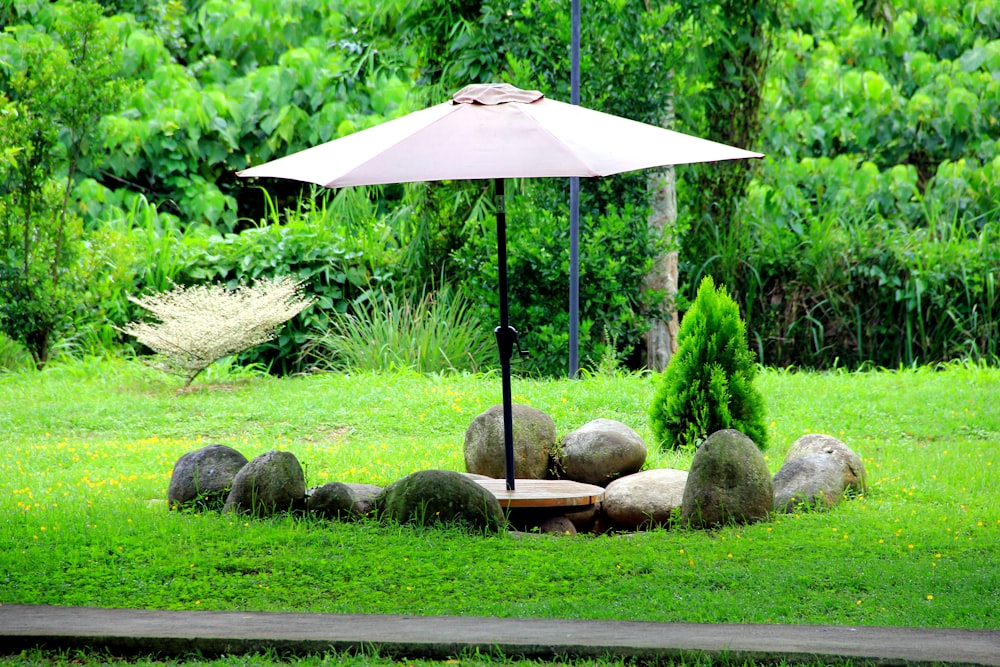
[453,83,544,106]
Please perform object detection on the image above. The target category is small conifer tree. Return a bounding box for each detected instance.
[119,276,314,385]
[650,276,768,450]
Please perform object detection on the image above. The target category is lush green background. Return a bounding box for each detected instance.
[2,0,997,375]
[1,360,998,629]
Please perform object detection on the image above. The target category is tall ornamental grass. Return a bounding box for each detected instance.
[313,287,497,374]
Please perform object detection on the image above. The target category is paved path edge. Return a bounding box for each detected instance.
[2,605,999,666]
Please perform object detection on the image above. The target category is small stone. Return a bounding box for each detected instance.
[306,482,360,519]
[537,516,577,536]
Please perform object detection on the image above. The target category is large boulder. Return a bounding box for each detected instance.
[603,468,688,531]
[773,453,848,512]
[306,482,382,520]
[558,419,647,486]
[223,450,306,517]
[785,434,867,495]
[464,404,555,480]
[167,444,248,511]
[376,469,505,533]
[681,429,773,528]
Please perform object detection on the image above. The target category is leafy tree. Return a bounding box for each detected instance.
[650,276,768,451]
[0,1,131,367]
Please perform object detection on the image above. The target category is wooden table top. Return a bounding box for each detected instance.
[473,478,605,508]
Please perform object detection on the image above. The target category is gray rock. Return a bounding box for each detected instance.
[307,482,365,519]
[563,502,601,533]
[603,468,688,530]
[464,404,555,480]
[537,515,577,536]
[376,469,506,533]
[167,444,248,511]
[558,418,647,486]
[785,434,867,495]
[773,453,847,512]
[681,429,773,529]
[345,483,383,516]
[222,450,306,517]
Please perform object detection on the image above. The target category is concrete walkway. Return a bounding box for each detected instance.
[2,605,999,666]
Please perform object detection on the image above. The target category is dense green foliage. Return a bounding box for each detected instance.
[454,200,659,374]
[730,0,1000,367]
[1,0,997,373]
[0,1,131,366]
[650,277,768,451]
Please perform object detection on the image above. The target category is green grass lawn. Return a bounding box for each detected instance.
[1,359,998,632]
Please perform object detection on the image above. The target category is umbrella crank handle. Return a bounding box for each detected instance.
[494,326,529,362]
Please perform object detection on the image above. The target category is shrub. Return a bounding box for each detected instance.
[650,276,768,451]
[118,276,314,385]
[0,2,131,367]
[174,194,397,374]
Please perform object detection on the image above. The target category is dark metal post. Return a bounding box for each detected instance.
[569,0,582,378]
[494,178,517,491]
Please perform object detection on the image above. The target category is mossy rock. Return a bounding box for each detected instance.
[464,404,555,480]
[681,429,773,528]
[222,450,306,517]
[376,469,506,533]
[167,444,248,511]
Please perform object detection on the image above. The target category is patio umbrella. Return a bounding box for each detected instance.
[238,82,763,491]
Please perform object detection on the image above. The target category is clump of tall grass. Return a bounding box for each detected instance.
[703,203,1000,369]
[313,287,497,374]
[0,333,33,372]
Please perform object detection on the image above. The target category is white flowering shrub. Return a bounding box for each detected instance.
[119,276,314,385]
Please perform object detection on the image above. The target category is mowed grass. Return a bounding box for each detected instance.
[1,359,998,630]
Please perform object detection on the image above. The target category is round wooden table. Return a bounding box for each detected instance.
[473,478,605,509]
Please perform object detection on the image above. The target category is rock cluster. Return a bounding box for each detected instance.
[166,447,502,533]
[165,403,866,536]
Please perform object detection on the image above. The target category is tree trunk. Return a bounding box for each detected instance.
[645,161,679,372]
[644,79,679,372]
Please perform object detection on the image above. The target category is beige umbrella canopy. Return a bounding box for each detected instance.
[239,83,763,490]
[240,83,762,186]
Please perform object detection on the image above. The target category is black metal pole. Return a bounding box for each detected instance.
[494,178,517,491]
[569,0,581,378]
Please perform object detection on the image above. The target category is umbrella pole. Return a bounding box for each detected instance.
[494,177,517,491]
